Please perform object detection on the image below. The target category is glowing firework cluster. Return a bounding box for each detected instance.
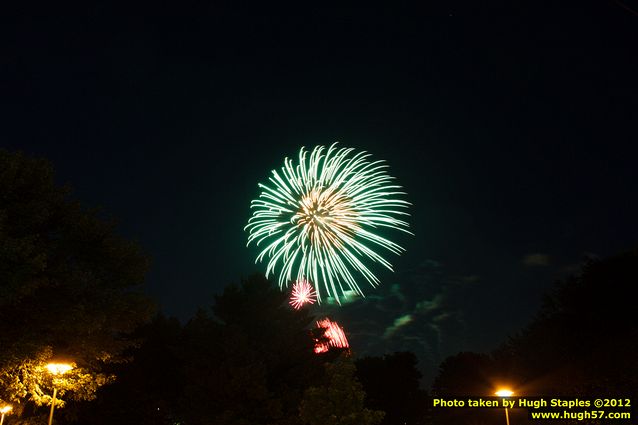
[314,318,349,353]
[246,143,411,303]
[289,279,317,309]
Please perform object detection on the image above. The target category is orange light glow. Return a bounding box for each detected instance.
[46,363,73,375]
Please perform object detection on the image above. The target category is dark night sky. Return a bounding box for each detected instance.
[2,1,637,384]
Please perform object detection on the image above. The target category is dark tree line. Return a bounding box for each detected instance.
[72,275,426,425]
[72,275,326,425]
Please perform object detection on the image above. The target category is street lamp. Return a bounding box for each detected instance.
[46,363,73,425]
[0,405,12,425]
[495,388,514,425]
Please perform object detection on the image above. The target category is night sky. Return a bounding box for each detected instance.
[3,1,637,385]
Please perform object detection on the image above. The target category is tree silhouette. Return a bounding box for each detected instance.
[77,275,328,425]
[73,314,183,425]
[496,248,638,396]
[355,352,427,425]
[300,355,384,425]
[177,274,323,425]
[0,149,154,419]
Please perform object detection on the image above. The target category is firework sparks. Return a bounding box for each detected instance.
[314,318,350,353]
[289,279,317,309]
[245,143,411,303]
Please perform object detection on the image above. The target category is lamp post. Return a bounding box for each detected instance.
[46,363,73,425]
[495,389,514,425]
[0,405,12,425]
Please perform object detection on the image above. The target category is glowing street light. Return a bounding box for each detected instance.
[495,388,514,425]
[0,405,12,425]
[46,362,73,425]
[46,363,73,375]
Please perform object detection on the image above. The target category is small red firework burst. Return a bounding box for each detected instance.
[314,318,350,353]
[289,279,317,309]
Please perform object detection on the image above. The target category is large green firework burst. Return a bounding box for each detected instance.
[245,143,411,303]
